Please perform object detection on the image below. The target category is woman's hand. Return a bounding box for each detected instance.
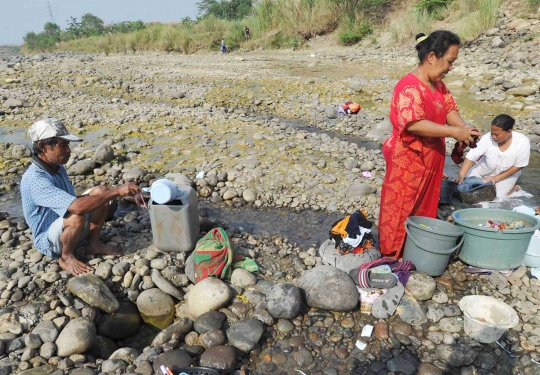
[452,127,481,146]
[482,176,498,184]
[456,172,466,184]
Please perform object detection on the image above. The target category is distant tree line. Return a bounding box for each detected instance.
[197,0,253,20]
[24,13,145,51]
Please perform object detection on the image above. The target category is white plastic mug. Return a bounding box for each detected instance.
[150,179,178,204]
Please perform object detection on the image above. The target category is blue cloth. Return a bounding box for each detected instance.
[21,162,76,258]
[457,176,493,193]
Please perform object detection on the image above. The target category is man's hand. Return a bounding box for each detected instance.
[116,182,141,197]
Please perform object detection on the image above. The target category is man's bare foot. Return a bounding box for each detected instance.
[87,242,121,257]
[59,255,94,276]
[507,185,521,196]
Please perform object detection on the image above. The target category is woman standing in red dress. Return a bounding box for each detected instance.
[378,31,480,258]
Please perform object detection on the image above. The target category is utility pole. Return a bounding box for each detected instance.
[48,2,57,24]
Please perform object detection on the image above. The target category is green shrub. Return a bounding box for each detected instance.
[338,22,373,46]
[413,0,452,15]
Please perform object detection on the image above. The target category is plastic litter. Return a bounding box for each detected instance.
[361,325,373,337]
[513,205,536,217]
[196,171,205,179]
[355,339,367,350]
[362,171,372,178]
[531,268,540,279]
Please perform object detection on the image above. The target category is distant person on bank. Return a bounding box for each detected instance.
[378,31,480,258]
[21,118,141,276]
[457,114,530,197]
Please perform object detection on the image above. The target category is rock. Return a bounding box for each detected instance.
[4,98,24,108]
[242,188,257,202]
[417,362,443,375]
[488,271,508,289]
[16,365,56,375]
[87,335,118,360]
[266,283,302,319]
[492,36,504,48]
[32,321,59,343]
[326,106,338,119]
[92,144,114,164]
[152,350,193,374]
[223,190,237,200]
[67,274,120,313]
[123,167,146,181]
[98,302,141,340]
[55,318,96,357]
[151,318,193,347]
[171,92,186,99]
[360,160,375,171]
[226,319,264,351]
[199,345,236,372]
[439,317,463,333]
[230,269,257,288]
[426,304,444,323]
[68,160,96,176]
[319,239,379,273]
[508,18,530,31]
[345,183,376,198]
[436,344,477,367]
[386,353,418,375]
[136,289,175,330]
[164,173,193,187]
[406,271,436,301]
[11,145,31,159]
[186,277,233,319]
[374,322,389,340]
[199,330,226,348]
[109,347,140,363]
[506,87,537,96]
[101,359,128,373]
[150,269,184,300]
[344,158,358,170]
[365,119,392,140]
[194,311,227,334]
[298,265,359,311]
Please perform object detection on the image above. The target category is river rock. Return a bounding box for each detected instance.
[417,362,443,375]
[55,318,96,357]
[150,269,184,300]
[326,106,337,119]
[92,144,114,164]
[298,265,358,311]
[492,36,504,48]
[436,344,477,367]
[345,183,376,197]
[101,359,128,373]
[199,329,226,348]
[230,268,257,288]
[68,160,96,176]
[226,319,264,351]
[319,239,379,273]
[109,347,140,363]
[266,283,302,319]
[32,320,59,343]
[406,271,436,301]
[507,87,537,96]
[11,145,31,159]
[151,318,193,347]
[123,167,146,181]
[199,345,236,372]
[87,335,118,360]
[136,288,175,330]
[17,365,56,375]
[4,98,24,108]
[152,350,193,374]
[194,311,227,334]
[186,277,233,319]
[242,188,257,202]
[98,301,141,340]
[67,273,120,313]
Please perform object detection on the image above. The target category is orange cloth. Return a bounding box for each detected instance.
[331,216,350,238]
[379,73,458,258]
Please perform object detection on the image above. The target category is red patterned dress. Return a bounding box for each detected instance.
[379,73,458,257]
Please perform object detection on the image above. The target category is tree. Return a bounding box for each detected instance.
[80,13,105,36]
[197,0,253,20]
[43,22,61,37]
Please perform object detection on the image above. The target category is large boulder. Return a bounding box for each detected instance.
[266,283,303,319]
[194,311,227,334]
[186,277,233,319]
[92,144,115,164]
[11,145,31,159]
[32,321,59,343]
[3,98,25,108]
[435,344,477,367]
[506,87,537,97]
[345,183,377,198]
[406,271,436,301]
[319,239,380,273]
[55,318,96,357]
[199,345,236,372]
[136,289,175,330]
[298,265,359,311]
[98,302,141,340]
[67,274,120,313]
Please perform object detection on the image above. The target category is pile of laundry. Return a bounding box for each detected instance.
[329,210,374,255]
[337,101,361,115]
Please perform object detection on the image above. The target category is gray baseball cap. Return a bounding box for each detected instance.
[28,118,83,142]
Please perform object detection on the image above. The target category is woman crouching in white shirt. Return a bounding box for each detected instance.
[457,114,531,197]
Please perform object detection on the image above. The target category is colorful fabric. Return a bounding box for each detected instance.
[358,257,416,286]
[331,216,350,238]
[451,128,479,164]
[194,227,258,283]
[379,73,457,257]
[329,210,374,254]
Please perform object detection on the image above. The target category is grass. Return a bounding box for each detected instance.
[389,8,434,44]
[454,0,502,40]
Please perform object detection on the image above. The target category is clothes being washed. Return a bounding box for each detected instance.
[330,210,374,255]
[451,129,480,164]
[457,176,493,193]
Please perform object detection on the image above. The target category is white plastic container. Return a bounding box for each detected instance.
[459,295,519,344]
[149,185,199,252]
[150,179,178,205]
[523,236,540,268]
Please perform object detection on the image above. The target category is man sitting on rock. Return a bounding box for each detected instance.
[20,118,141,276]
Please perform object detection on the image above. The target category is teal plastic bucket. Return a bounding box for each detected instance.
[452,209,540,270]
[403,216,464,277]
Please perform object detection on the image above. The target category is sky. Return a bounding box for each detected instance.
[0,0,200,45]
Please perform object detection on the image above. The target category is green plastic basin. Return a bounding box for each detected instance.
[452,208,540,270]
